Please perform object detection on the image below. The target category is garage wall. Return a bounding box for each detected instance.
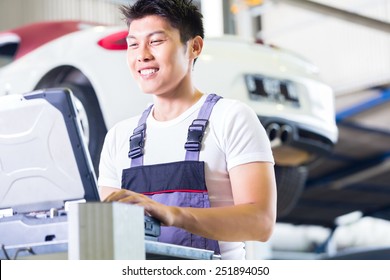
[0,0,124,30]
[261,0,390,95]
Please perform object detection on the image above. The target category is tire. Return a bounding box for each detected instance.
[274,165,308,218]
[57,83,107,175]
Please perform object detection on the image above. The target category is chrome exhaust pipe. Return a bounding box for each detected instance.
[266,123,281,142]
[280,124,293,144]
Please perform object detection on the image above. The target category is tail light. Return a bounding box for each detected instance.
[97,31,128,50]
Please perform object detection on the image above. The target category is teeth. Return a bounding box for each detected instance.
[140,69,157,75]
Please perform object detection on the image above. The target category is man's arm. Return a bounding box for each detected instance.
[174,161,277,242]
[102,161,277,242]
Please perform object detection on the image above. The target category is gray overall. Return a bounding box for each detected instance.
[121,94,222,254]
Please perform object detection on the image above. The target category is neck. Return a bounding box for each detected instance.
[152,89,203,121]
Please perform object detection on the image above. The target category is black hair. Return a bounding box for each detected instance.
[119,0,204,44]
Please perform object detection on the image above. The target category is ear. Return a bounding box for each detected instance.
[190,35,203,60]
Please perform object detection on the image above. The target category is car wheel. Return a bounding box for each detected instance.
[57,83,107,175]
[275,165,308,218]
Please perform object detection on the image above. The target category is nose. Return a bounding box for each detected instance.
[136,44,153,62]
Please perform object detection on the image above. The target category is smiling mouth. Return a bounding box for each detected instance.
[139,68,159,76]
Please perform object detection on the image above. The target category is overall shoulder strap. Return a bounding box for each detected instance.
[185,94,222,161]
[128,104,153,167]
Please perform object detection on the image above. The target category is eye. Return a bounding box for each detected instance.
[128,43,138,48]
[126,38,138,49]
[150,39,164,46]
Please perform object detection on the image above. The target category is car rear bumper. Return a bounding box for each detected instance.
[259,116,336,166]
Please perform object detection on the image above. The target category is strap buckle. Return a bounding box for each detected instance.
[128,124,146,158]
[184,119,208,152]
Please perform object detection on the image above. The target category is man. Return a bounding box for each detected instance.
[98,0,276,260]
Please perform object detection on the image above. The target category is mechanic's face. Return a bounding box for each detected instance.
[126,15,200,97]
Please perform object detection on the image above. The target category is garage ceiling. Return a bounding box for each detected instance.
[277,0,390,33]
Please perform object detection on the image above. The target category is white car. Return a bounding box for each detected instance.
[0,21,338,217]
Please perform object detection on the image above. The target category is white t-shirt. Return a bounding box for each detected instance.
[98,94,274,260]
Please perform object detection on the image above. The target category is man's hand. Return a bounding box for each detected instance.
[103,188,176,226]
